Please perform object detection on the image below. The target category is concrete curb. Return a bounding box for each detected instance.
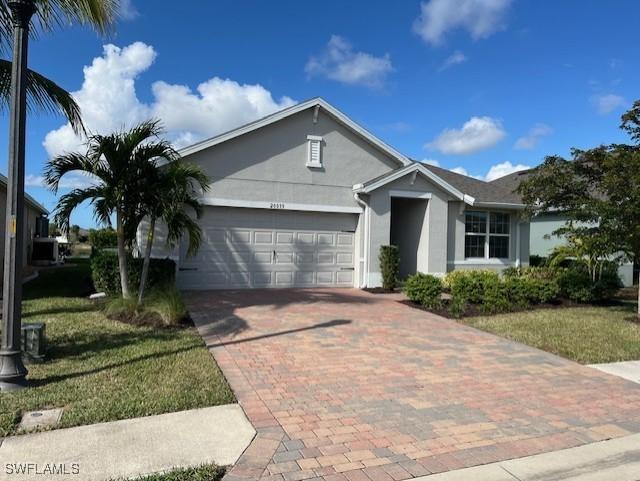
[413,433,640,481]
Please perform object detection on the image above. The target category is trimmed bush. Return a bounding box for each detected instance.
[444,270,501,304]
[557,265,621,303]
[404,273,444,309]
[88,228,118,249]
[379,245,400,290]
[91,250,176,295]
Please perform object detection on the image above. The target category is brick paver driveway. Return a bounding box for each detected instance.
[186,288,640,481]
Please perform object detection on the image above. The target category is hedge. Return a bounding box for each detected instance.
[404,273,443,309]
[88,228,118,249]
[379,245,400,290]
[91,250,176,295]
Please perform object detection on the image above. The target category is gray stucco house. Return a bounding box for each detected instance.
[143,98,531,289]
[491,170,635,287]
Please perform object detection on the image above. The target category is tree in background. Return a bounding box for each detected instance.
[137,162,209,306]
[518,100,640,316]
[45,120,177,298]
[0,0,120,132]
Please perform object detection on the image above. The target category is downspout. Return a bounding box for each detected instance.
[515,221,521,268]
[354,192,368,288]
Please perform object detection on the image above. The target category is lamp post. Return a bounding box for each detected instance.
[0,0,36,391]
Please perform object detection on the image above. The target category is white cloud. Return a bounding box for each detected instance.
[43,42,295,159]
[484,161,530,181]
[118,0,139,20]
[414,0,512,45]
[514,123,553,150]
[438,51,467,71]
[426,116,505,155]
[422,159,441,166]
[590,93,626,115]
[305,35,393,89]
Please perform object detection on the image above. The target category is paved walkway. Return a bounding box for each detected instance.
[589,360,640,384]
[186,288,640,481]
[0,405,255,481]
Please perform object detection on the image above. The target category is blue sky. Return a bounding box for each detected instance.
[2,0,639,227]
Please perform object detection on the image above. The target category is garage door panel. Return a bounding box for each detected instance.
[336,253,354,265]
[177,207,357,289]
[254,231,274,245]
[336,271,354,285]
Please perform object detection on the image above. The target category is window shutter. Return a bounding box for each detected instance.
[306,135,323,168]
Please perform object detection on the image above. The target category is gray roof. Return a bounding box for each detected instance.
[418,162,527,204]
[0,173,48,215]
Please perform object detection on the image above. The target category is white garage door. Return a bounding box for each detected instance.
[177,207,357,289]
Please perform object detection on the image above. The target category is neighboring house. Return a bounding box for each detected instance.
[141,98,530,289]
[0,173,49,267]
[491,170,636,287]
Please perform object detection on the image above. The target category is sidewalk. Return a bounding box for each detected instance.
[0,404,255,481]
[414,433,640,481]
[589,360,640,384]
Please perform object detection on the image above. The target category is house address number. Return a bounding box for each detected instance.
[270,202,285,209]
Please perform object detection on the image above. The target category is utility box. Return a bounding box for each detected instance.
[35,215,49,238]
[21,323,46,362]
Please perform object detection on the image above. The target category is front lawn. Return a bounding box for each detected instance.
[461,303,640,364]
[0,259,234,437]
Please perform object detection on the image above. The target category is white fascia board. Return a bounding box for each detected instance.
[472,201,526,210]
[389,190,432,199]
[178,97,411,168]
[354,163,471,204]
[200,197,363,214]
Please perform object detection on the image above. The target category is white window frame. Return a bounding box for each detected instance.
[306,135,323,168]
[464,211,510,260]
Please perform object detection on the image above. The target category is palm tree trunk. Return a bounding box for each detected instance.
[116,209,130,298]
[137,216,156,307]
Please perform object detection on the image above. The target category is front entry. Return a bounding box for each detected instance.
[390,197,428,280]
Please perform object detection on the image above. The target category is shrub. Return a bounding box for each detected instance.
[504,276,560,307]
[557,265,621,303]
[448,296,467,318]
[481,281,512,314]
[91,250,176,295]
[104,284,188,327]
[379,245,400,290]
[89,228,118,250]
[145,285,189,326]
[444,270,500,304]
[557,268,593,303]
[404,273,444,309]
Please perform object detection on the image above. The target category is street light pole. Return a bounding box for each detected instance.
[0,0,36,391]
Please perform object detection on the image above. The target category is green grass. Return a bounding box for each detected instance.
[122,465,225,481]
[461,303,640,364]
[0,259,234,437]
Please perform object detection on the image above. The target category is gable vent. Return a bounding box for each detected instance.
[306,135,323,168]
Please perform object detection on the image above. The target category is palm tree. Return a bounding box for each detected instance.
[0,0,120,132]
[137,162,210,305]
[44,120,178,298]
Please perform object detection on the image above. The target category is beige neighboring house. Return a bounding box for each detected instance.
[0,173,49,268]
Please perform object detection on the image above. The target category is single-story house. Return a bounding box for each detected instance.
[0,173,49,267]
[491,170,636,287]
[142,98,530,289]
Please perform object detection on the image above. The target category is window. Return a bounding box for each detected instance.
[464,211,510,259]
[306,135,323,168]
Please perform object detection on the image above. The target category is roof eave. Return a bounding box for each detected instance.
[178,97,412,168]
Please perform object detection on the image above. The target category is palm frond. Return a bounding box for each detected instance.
[0,0,119,54]
[44,151,98,192]
[0,59,85,134]
[54,185,108,232]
